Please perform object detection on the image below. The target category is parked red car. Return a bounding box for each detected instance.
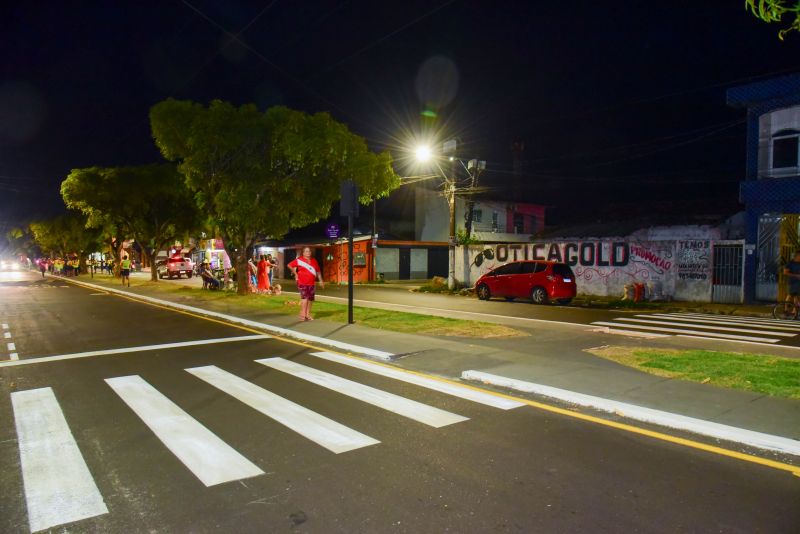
[474,261,577,305]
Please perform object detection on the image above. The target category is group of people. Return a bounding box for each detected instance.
[248,253,281,295]
[38,257,81,277]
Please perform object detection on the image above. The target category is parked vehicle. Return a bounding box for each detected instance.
[474,260,576,305]
[157,256,195,279]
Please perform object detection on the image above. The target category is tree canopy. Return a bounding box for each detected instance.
[61,164,202,280]
[149,98,401,292]
[29,211,101,260]
[747,0,800,39]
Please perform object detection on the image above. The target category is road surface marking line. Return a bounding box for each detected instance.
[461,370,800,459]
[613,318,796,337]
[7,342,16,351]
[3,331,10,338]
[308,351,800,476]
[667,312,800,326]
[10,353,18,360]
[589,322,781,343]
[186,365,379,453]
[61,278,394,359]
[11,387,109,532]
[1,323,7,329]
[640,314,800,331]
[675,334,800,348]
[308,351,525,410]
[590,327,670,339]
[257,357,469,428]
[105,375,264,486]
[0,335,271,368]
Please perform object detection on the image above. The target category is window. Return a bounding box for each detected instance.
[491,211,498,230]
[492,263,522,275]
[520,262,536,274]
[772,130,799,169]
[552,263,574,277]
[473,209,483,223]
[513,213,524,234]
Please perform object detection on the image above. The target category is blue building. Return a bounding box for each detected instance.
[728,74,800,302]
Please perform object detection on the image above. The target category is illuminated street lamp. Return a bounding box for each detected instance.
[415,144,432,163]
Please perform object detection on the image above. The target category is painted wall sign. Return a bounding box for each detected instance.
[326,223,340,240]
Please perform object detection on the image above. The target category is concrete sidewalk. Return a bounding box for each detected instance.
[81,273,799,448]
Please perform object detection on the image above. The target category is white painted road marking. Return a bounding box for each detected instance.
[11,387,108,532]
[640,313,800,331]
[309,351,525,410]
[257,358,468,428]
[4,331,11,338]
[589,322,781,343]
[10,352,18,360]
[1,323,7,329]
[186,365,380,454]
[670,312,800,326]
[613,318,796,337]
[7,342,16,351]
[106,375,264,487]
[0,334,271,368]
[461,370,800,457]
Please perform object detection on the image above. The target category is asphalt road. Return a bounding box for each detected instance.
[1,272,798,533]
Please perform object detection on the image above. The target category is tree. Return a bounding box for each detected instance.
[150,99,401,294]
[5,227,38,261]
[747,0,800,40]
[29,211,101,267]
[61,164,202,281]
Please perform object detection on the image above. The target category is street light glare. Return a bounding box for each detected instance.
[415,145,432,162]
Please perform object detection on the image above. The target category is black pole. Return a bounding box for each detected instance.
[348,212,354,324]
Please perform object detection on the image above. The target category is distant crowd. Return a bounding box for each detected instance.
[37,257,119,278]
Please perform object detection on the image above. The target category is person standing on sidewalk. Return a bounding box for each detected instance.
[266,253,277,287]
[288,247,324,321]
[120,255,131,287]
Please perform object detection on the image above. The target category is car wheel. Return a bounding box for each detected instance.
[531,287,548,304]
[557,298,572,305]
[187,271,192,278]
[476,284,491,300]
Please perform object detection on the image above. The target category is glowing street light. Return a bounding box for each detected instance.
[415,144,432,162]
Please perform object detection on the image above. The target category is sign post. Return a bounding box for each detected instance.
[340,180,359,324]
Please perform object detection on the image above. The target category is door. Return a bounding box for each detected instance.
[712,243,744,304]
[398,248,411,280]
[492,262,522,296]
[427,248,448,278]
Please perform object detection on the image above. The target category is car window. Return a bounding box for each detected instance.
[520,262,537,274]
[552,263,574,277]
[534,262,548,273]
[493,263,522,275]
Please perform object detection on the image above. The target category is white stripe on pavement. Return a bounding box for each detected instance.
[641,314,800,331]
[257,358,468,428]
[106,375,263,487]
[10,352,18,360]
[461,370,800,457]
[7,342,15,351]
[3,331,11,338]
[589,322,781,343]
[1,323,8,329]
[668,312,800,326]
[186,365,379,453]
[675,334,800,348]
[590,327,669,339]
[613,318,796,337]
[309,351,525,410]
[0,335,270,368]
[11,387,108,532]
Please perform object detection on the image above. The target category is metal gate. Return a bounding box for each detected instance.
[712,241,744,303]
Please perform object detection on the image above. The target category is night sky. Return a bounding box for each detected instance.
[1,1,798,234]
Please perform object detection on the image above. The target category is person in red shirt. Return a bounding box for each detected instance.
[288,246,324,321]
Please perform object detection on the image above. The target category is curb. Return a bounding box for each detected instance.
[461,370,800,457]
[62,278,395,360]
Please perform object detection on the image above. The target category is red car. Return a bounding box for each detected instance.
[474,260,577,305]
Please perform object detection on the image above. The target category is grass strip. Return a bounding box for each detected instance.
[92,275,525,339]
[586,346,800,399]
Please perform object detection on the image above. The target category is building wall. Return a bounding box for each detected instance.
[455,236,736,302]
[410,248,428,278]
[376,247,400,280]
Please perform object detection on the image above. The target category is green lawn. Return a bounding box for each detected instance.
[587,346,800,399]
[92,276,525,339]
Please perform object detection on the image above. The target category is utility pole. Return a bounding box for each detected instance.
[443,139,458,290]
[340,180,358,324]
[464,159,486,239]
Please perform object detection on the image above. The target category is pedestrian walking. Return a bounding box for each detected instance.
[288,247,324,321]
[120,255,131,287]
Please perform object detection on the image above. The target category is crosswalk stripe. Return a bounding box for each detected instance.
[308,351,525,410]
[614,318,796,337]
[640,314,800,332]
[186,365,380,454]
[589,322,781,343]
[106,375,264,487]
[667,312,800,327]
[11,387,108,532]
[257,358,469,428]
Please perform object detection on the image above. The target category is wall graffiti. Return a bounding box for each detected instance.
[457,239,726,301]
